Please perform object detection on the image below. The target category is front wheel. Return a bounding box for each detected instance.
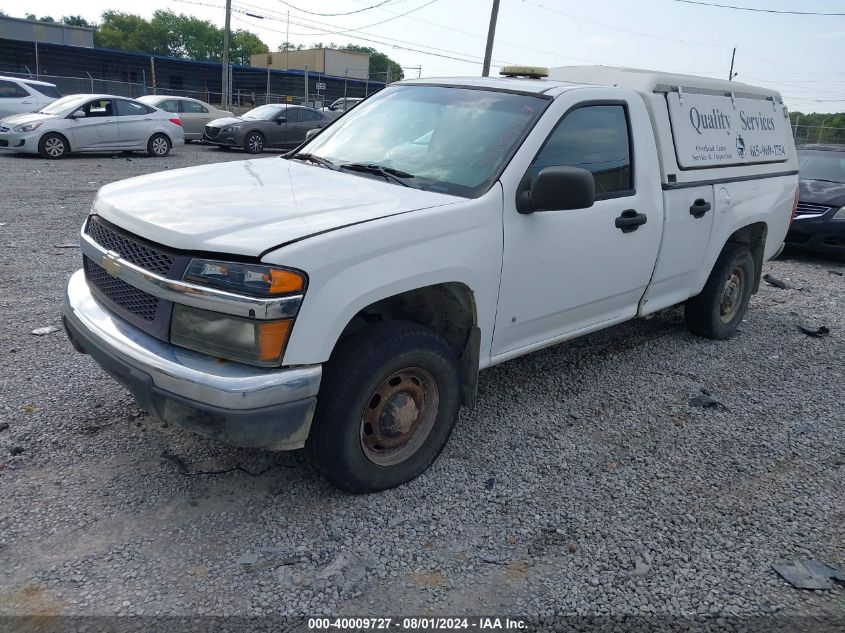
[38,133,68,159]
[147,133,171,157]
[685,244,755,339]
[307,321,462,493]
[244,132,264,154]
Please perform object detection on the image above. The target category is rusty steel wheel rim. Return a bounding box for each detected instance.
[360,367,439,466]
[720,267,745,323]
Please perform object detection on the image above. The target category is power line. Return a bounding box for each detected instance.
[232,1,526,66]
[232,13,494,66]
[523,0,733,49]
[267,0,440,37]
[242,0,602,64]
[668,0,845,17]
[273,0,399,17]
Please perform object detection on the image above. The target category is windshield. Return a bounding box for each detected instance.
[38,95,89,115]
[242,105,285,120]
[798,150,845,183]
[299,85,549,197]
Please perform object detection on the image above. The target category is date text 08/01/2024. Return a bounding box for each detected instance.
[307,617,527,630]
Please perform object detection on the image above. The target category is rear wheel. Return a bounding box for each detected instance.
[38,133,68,159]
[147,133,171,157]
[685,244,755,339]
[307,321,461,493]
[244,132,265,154]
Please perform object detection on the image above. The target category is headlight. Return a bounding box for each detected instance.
[13,122,42,132]
[171,305,291,367]
[223,125,240,132]
[183,259,305,297]
[834,207,845,220]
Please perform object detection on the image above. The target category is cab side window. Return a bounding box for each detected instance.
[84,99,113,117]
[531,104,633,198]
[182,101,208,114]
[158,100,181,113]
[115,100,149,116]
[0,80,30,98]
[300,109,323,121]
[283,108,301,123]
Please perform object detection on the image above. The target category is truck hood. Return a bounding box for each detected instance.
[93,157,462,257]
[799,178,845,208]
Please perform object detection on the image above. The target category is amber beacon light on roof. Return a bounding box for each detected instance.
[499,66,549,78]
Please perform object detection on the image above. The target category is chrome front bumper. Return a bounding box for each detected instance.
[62,269,322,450]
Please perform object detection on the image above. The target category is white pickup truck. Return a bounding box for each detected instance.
[63,66,798,492]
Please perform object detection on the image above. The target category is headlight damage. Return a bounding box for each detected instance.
[171,259,306,366]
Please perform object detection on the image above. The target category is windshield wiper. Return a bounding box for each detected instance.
[339,163,417,188]
[289,153,339,170]
[807,178,845,185]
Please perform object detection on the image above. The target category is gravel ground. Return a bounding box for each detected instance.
[0,144,843,631]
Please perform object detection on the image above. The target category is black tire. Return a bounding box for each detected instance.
[147,133,171,157]
[244,131,265,154]
[685,244,755,340]
[307,321,462,493]
[38,133,68,159]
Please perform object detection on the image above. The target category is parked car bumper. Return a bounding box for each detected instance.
[202,131,243,147]
[0,128,42,153]
[786,216,845,254]
[62,269,322,450]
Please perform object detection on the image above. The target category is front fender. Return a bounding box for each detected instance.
[263,184,504,367]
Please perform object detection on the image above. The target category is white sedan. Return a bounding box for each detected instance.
[0,94,185,159]
[137,95,232,141]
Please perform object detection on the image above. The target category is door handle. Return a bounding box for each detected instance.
[690,198,712,219]
[615,209,648,233]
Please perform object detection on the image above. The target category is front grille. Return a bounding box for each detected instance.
[795,201,833,218]
[85,216,175,276]
[0,140,7,147]
[83,256,159,321]
[205,126,220,138]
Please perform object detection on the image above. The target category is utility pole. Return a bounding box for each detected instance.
[221,0,232,109]
[728,46,736,81]
[482,0,500,77]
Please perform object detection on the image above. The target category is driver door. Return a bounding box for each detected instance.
[492,95,664,360]
[68,98,120,150]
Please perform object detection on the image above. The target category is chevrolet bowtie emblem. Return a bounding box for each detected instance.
[101,251,122,278]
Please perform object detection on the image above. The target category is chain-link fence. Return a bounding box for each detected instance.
[1,69,386,111]
[793,125,845,146]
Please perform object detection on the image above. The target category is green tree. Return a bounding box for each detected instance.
[231,30,269,65]
[95,11,156,52]
[277,42,304,52]
[61,16,96,28]
[92,10,268,62]
[25,13,56,22]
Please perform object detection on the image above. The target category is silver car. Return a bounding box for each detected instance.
[137,95,233,141]
[322,97,362,120]
[0,94,185,159]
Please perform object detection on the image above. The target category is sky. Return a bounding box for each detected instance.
[5,0,845,113]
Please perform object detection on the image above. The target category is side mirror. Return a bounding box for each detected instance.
[517,166,595,214]
[276,117,286,124]
[71,110,86,119]
[305,128,320,140]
